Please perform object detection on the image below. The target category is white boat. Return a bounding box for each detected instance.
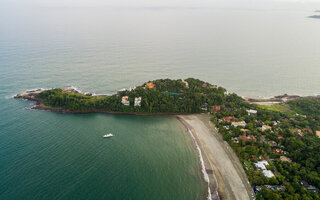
[103,134,114,138]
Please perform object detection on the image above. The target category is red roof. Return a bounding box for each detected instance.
[278,136,284,139]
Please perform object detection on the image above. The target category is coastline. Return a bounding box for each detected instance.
[178,114,253,200]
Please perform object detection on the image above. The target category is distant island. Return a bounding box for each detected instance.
[15,78,320,199]
[309,15,320,19]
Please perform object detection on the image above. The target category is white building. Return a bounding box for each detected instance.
[134,97,142,107]
[263,170,275,178]
[255,161,275,178]
[247,109,257,115]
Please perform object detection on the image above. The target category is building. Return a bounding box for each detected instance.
[268,141,278,147]
[211,105,221,112]
[316,131,320,139]
[222,116,235,123]
[261,125,272,132]
[247,109,258,116]
[134,97,142,107]
[121,96,130,106]
[202,83,208,88]
[272,148,284,154]
[145,82,156,89]
[240,129,249,132]
[183,81,189,88]
[293,128,304,137]
[231,121,246,127]
[263,170,275,178]
[255,161,275,178]
[259,155,266,160]
[255,160,269,170]
[280,156,292,162]
[239,135,255,142]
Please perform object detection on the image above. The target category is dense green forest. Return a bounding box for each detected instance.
[35,78,226,113]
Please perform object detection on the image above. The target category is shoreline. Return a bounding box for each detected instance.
[178,114,253,200]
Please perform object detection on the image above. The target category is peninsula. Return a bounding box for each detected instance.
[15,78,320,200]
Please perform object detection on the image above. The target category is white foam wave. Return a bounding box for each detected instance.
[187,128,220,200]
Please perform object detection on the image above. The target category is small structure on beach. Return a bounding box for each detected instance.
[134,97,142,107]
[121,96,130,106]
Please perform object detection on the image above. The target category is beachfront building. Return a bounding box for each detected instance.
[121,96,130,106]
[134,97,142,107]
[247,109,258,116]
[231,121,246,127]
[261,125,272,132]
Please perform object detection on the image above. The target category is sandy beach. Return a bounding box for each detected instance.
[178,114,253,200]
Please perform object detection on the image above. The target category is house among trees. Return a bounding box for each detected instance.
[121,96,130,106]
[211,105,221,112]
[231,121,246,127]
[280,156,292,162]
[293,128,304,137]
[247,109,258,116]
[222,116,235,123]
[261,125,272,132]
[316,131,320,139]
[145,82,156,89]
[183,81,189,88]
[134,97,142,107]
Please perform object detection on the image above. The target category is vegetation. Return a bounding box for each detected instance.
[36,78,226,114]
[212,95,320,199]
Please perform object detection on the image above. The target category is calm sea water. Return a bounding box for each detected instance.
[1,0,320,199]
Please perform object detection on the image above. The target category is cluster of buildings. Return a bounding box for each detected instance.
[121,96,142,107]
[254,161,275,178]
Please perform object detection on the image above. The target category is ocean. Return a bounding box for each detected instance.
[1,0,320,199]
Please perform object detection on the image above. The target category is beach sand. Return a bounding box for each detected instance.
[178,114,253,200]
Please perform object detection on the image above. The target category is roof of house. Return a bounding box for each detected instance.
[145,82,156,89]
[255,160,269,170]
[232,121,246,127]
[263,170,275,178]
[316,131,320,138]
[280,156,292,162]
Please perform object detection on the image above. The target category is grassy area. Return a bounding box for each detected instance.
[258,104,292,113]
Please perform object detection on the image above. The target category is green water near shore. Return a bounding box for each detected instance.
[0,100,206,199]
